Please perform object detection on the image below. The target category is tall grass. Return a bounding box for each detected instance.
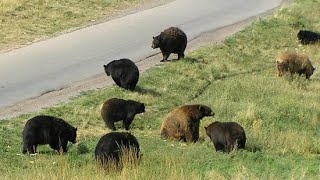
[1,0,320,179]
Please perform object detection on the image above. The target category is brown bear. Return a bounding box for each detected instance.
[205,121,246,153]
[276,51,315,79]
[152,27,187,62]
[95,132,141,170]
[101,98,145,131]
[160,105,214,142]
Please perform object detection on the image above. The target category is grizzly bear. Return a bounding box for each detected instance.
[152,27,187,62]
[276,51,315,79]
[103,58,139,91]
[95,132,141,169]
[160,105,214,142]
[101,98,145,131]
[205,121,246,153]
[22,115,77,154]
[297,30,320,45]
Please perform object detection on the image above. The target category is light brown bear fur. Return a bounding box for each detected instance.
[276,51,315,79]
[160,105,214,142]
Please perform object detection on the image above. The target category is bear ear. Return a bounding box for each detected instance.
[75,127,77,131]
[204,126,208,130]
[153,36,155,39]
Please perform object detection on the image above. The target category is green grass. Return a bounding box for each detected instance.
[0,0,146,51]
[1,0,320,179]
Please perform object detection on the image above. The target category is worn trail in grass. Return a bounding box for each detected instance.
[1,0,320,179]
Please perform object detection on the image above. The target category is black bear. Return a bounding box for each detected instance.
[160,105,214,142]
[22,115,77,154]
[95,132,141,169]
[152,27,187,62]
[205,121,246,153]
[101,98,145,131]
[103,58,139,91]
[297,30,320,44]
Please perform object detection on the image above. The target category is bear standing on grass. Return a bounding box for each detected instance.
[160,105,214,142]
[103,58,139,91]
[95,132,141,169]
[297,30,320,45]
[101,98,145,131]
[276,51,315,79]
[22,115,77,154]
[205,121,246,153]
[152,27,187,62]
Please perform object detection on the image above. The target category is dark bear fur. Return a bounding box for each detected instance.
[152,27,187,62]
[297,30,320,45]
[160,105,214,142]
[103,58,139,91]
[101,98,145,131]
[205,121,246,153]
[276,51,315,79]
[22,115,77,154]
[95,132,141,169]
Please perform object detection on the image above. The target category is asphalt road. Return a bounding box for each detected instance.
[0,0,282,108]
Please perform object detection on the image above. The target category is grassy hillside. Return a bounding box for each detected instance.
[1,0,320,179]
[0,0,146,51]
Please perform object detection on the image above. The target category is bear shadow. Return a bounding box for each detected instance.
[170,57,200,63]
[135,86,161,97]
[246,145,262,153]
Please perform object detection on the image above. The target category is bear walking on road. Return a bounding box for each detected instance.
[276,51,315,79]
[205,121,246,153]
[101,98,145,131]
[22,115,77,154]
[95,132,141,169]
[103,58,139,91]
[160,104,214,142]
[152,27,187,62]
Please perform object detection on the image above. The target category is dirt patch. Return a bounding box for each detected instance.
[0,1,289,120]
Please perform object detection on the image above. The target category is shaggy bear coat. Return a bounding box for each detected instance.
[22,115,77,154]
[152,27,187,62]
[160,105,214,142]
[103,58,139,91]
[101,98,145,131]
[205,121,246,153]
[95,132,141,168]
[276,51,315,79]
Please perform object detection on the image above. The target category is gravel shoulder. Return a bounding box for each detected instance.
[0,1,288,120]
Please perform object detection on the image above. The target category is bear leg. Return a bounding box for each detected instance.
[61,139,68,153]
[123,118,133,130]
[106,121,116,131]
[213,142,225,152]
[160,50,170,62]
[26,144,37,154]
[177,52,185,60]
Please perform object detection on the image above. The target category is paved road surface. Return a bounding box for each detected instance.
[0,0,282,108]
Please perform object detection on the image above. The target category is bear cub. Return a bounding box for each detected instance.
[205,121,246,153]
[103,58,139,91]
[152,27,187,62]
[297,30,320,45]
[276,51,315,79]
[95,132,141,169]
[160,104,214,142]
[22,115,77,154]
[101,98,145,131]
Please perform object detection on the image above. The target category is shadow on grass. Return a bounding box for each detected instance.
[135,86,161,97]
